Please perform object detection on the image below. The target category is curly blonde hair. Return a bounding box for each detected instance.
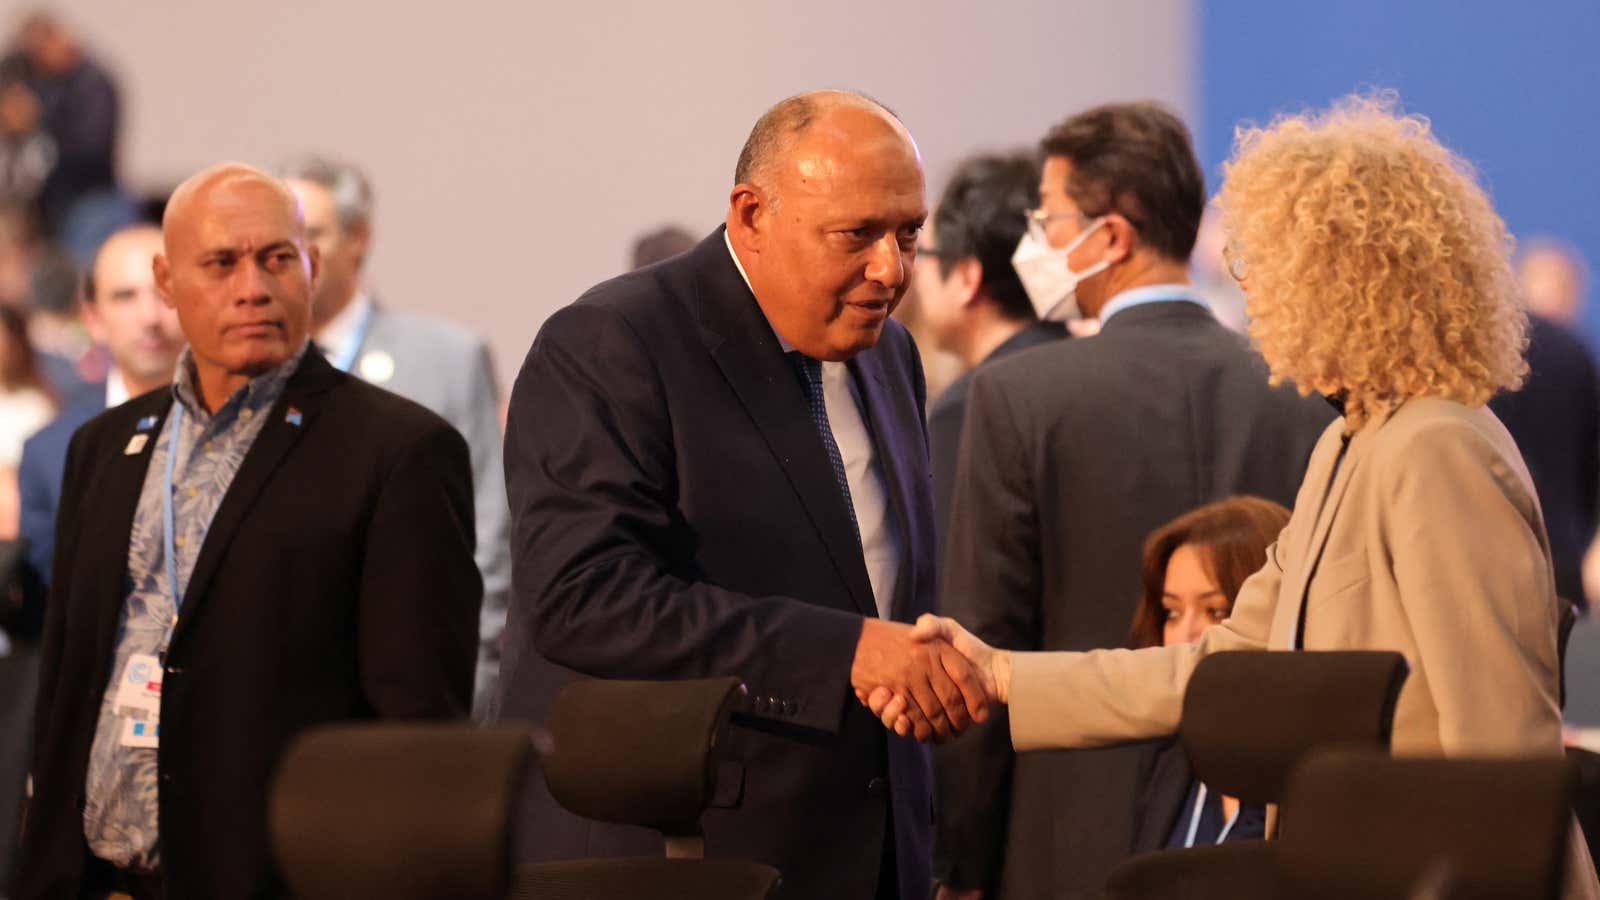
[1217,92,1526,428]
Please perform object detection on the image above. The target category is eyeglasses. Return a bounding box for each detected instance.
[1024,207,1088,243]
[1222,243,1247,282]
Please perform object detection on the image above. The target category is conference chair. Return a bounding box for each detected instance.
[270,722,535,900]
[1277,749,1571,900]
[510,676,781,900]
[1104,650,1411,900]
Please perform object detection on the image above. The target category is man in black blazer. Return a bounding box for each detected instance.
[17,164,480,900]
[496,91,986,900]
[934,104,1333,899]
[1489,312,1600,610]
[910,151,1066,551]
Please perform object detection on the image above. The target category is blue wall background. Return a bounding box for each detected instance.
[1200,0,1600,347]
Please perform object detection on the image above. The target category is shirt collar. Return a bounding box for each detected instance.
[105,368,129,408]
[314,292,374,363]
[724,230,796,354]
[172,340,309,423]
[1097,283,1209,326]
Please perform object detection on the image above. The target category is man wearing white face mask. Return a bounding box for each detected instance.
[933,102,1333,900]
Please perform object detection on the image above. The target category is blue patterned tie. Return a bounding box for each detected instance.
[788,352,860,543]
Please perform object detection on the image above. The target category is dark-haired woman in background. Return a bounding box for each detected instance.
[0,304,54,538]
[1125,496,1290,852]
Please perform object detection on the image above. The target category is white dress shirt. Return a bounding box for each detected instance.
[725,233,902,619]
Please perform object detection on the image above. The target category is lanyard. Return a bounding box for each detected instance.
[329,302,374,373]
[1183,782,1242,848]
[160,405,186,650]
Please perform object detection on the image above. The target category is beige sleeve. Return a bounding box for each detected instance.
[1008,527,1289,751]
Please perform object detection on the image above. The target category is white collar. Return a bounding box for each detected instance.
[314,292,374,361]
[724,230,795,353]
[105,368,129,407]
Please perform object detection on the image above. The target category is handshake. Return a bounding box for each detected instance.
[850,614,1012,743]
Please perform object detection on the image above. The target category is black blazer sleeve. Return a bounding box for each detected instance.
[359,420,481,717]
[503,304,865,734]
[933,369,1043,890]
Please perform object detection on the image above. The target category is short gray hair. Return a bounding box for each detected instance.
[733,90,902,191]
[277,155,373,231]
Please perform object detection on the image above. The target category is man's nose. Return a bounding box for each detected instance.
[231,259,272,303]
[864,234,906,288]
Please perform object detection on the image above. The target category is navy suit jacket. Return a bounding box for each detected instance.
[18,401,102,588]
[497,227,936,900]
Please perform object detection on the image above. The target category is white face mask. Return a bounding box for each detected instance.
[1012,216,1110,322]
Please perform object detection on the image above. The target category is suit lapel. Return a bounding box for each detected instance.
[1272,411,1390,648]
[849,351,916,621]
[168,353,340,650]
[87,397,174,662]
[692,229,877,617]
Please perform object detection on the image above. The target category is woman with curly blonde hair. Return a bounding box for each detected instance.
[871,93,1599,898]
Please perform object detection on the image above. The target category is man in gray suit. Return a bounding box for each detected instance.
[934,103,1334,899]
[283,157,510,717]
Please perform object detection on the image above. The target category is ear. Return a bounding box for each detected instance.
[1102,214,1139,266]
[306,243,321,289]
[346,220,372,268]
[152,253,175,309]
[726,183,768,253]
[951,257,984,308]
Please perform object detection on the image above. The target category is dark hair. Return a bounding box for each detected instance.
[0,304,47,394]
[631,225,698,270]
[1126,496,1291,649]
[1040,102,1205,263]
[933,151,1039,322]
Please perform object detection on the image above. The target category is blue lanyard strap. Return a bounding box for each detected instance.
[329,303,375,373]
[160,405,185,649]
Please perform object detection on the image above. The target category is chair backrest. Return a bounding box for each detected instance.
[539,676,745,848]
[1276,749,1570,900]
[1180,650,1408,805]
[269,722,534,900]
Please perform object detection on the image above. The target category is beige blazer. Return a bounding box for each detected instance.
[1006,397,1599,898]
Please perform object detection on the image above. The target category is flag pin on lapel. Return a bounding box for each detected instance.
[135,415,158,432]
[124,434,149,455]
[285,407,303,427]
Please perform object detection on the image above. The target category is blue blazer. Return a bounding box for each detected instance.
[17,401,102,586]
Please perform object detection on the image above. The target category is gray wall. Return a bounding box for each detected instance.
[46,0,1193,389]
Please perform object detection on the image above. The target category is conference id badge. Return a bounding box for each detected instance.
[113,653,163,720]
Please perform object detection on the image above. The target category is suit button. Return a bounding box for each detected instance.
[867,777,888,799]
[756,696,771,713]
[783,700,798,716]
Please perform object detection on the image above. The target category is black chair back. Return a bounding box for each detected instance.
[1181,650,1409,806]
[539,676,744,842]
[269,722,534,900]
[1277,750,1570,900]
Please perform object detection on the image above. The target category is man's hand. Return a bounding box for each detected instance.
[863,614,1011,736]
[850,618,989,742]
[936,884,983,900]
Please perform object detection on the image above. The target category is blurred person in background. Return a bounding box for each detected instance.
[932,102,1330,900]
[17,224,178,584]
[280,155,509,718]
[887,93,1600,900]
[0,304,53,538]
[0,11,120,244]
[1491,237,1598,610]
[0,205,35,307]
[1124,497,1289,853]
[911,150,1064,550]
[24,246,103,408]
[1519,237,1590,328]
[630,223,697,269]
